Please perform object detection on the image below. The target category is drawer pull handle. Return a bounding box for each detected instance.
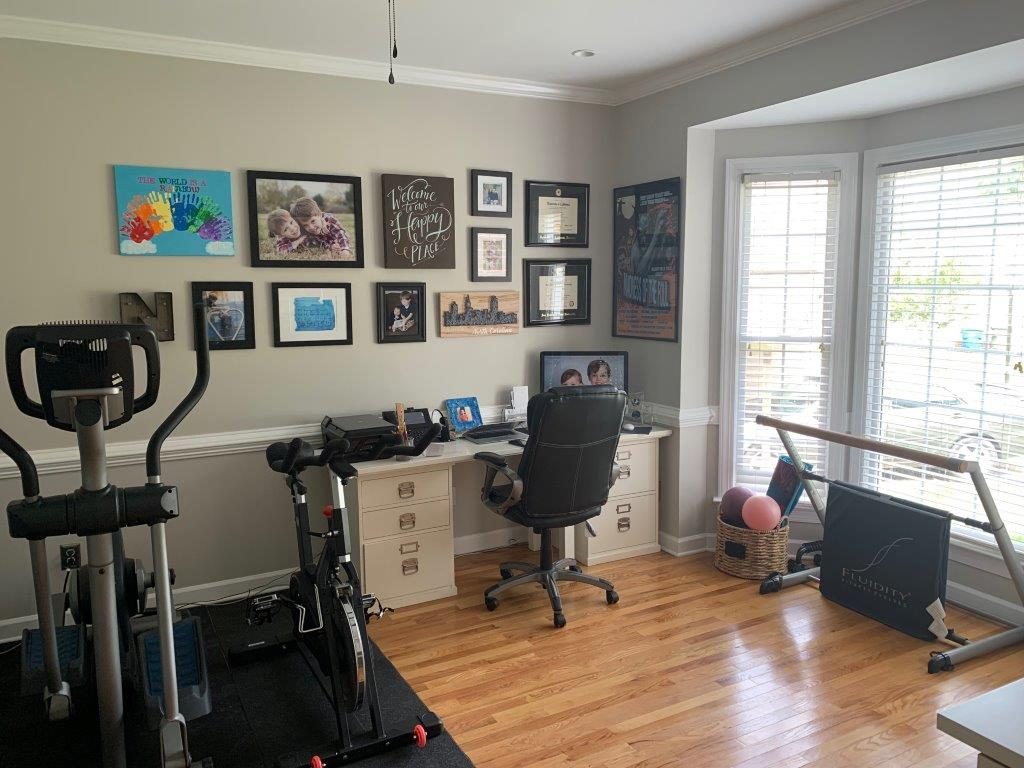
[619,465,631,480]
[616,503,632,514]
[399,512,416,530]
[398,481,415,499]
[617,517,631,532]
[399,541,420,555]
[617,450,632,461]
[402,558,419,576]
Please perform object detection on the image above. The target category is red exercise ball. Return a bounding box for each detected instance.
[741,494,782,532]
[720,485,754,526]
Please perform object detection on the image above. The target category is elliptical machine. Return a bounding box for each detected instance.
[1,303,213,767]
[253,426,443,768]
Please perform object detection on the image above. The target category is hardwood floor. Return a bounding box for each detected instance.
[370,546,1024,767]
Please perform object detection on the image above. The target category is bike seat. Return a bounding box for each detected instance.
[266,440,314,473]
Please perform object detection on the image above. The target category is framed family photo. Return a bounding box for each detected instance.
[191,282,255,351]
[376,282,426,343]
[444,396,483,434]
[271,283,352,347]
[470,227,512,282]
[471,169,512,217]
[525,180,589,247]
[247,170,364,268]
[524,258,591,326]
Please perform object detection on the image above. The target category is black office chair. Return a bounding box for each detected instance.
[474,385,626,627]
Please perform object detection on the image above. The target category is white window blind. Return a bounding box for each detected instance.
[864,150,1024,544]
[733,172,840,487]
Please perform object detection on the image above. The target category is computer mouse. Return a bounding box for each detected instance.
[621,422,636,432]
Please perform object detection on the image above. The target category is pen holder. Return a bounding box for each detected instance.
[395,435,414,461]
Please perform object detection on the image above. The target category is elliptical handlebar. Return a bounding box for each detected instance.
[0,426,38,499]
[146,301,211,482]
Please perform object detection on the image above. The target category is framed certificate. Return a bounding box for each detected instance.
[524,259,591,326]
[525,181,589,247]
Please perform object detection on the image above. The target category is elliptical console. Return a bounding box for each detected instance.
[1,304,213,768]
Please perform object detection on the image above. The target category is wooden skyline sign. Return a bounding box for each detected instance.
[438,291,519,338]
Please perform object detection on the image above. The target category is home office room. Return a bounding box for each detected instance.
[1,1,1024,766]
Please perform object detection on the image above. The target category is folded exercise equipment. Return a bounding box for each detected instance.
[756,415,1024,673]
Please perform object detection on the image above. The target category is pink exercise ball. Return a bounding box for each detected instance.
[741,494,782,532]
[720,485,754,527]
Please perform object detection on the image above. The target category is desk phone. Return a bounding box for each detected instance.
[382,407,435,443]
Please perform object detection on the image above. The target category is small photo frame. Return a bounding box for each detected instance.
[524,258,591,326]
[191,282,255,351]
[471,227,512,282]
[525,180,589,247]
[471,170,512,217]
[445,396,483,434]
[247,170,364,268]
[272,283,353,347]
[376,282,426,343]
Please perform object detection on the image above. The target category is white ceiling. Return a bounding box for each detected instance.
[0,0,899,94]
[705,39,1024,128]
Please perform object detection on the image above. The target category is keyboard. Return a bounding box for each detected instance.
[463,424,519,443]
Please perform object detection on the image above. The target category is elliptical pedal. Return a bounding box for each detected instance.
[20,624,86,696]
[137,615,212,729]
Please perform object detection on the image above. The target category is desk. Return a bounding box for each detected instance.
[937,679,1024,768]
[330,428,672,608]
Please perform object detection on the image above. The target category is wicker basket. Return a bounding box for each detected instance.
[714,516,789,580]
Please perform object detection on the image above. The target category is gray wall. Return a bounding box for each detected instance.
[0,39,617,625]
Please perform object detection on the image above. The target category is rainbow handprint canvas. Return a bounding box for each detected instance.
[114,165,235,256]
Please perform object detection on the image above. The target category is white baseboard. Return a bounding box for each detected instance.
[454,526,529,556]
[946,581,1024,627]
[659,532,712,557]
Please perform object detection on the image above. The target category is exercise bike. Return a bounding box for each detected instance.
[249,425,443,767]
[0,303,214,767]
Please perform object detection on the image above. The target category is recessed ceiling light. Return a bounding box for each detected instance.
[571,49,596,58]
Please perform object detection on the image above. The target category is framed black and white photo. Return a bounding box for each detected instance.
[376,282,426,343]
[271,283,352,347]
[524,259,591,326]
[471,169,512,217]
[525,180,589,247]
[247,170,364,268]
[470,227,512,282]
[191,282,255,351]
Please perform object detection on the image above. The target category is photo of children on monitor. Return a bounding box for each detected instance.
[540,351,628,392]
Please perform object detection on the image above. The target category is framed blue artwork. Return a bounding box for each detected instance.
[272,283,352,347]
[445,397,482,434]
[114,165,235,256]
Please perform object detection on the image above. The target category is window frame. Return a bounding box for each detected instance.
[719,153,859,523]
[852,124,1024,551]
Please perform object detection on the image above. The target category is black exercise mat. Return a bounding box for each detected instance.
[0,603,472,768]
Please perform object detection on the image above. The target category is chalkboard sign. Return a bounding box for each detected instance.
[381,174,456,269]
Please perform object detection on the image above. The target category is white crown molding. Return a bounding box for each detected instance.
[0,15,618,106]
[614,0,928,104]
[1,0,924,107]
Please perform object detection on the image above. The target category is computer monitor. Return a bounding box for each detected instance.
[540,351,628,392]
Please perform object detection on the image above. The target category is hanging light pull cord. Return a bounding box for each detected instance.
[387,0,398,84]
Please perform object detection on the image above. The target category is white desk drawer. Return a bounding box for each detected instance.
[609,441,656,497]
[360,468,449,509]
[361,498,450,541]
[586,493,657,556]
[363,528,454,601]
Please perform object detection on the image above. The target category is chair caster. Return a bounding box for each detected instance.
[760,572,784,594]
[499,568,513,580]
[568,564,582,573]
[553,612,566,628]
[485,596,499,612]
[606,590,619,605]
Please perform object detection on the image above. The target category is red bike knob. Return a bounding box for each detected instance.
[322,505,334,519]
[310,757,323,768]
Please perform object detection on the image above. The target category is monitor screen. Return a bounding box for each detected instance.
[540,351,628,392]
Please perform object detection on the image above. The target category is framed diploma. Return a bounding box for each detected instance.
[524,258,591,326]
[525,180,589,247]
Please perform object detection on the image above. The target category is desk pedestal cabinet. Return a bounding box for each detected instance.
[333,429,670,609]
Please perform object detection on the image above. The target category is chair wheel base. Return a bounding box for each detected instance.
[568,564,582,573]
[553,613,566,628]
[499,568,512,580]
[760,572,784,594]
[485,596,499,612]
[606,590,619,605]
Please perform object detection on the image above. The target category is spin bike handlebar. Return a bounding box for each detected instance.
[371,423,442,460]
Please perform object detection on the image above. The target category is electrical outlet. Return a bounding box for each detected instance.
[59,544,81,570]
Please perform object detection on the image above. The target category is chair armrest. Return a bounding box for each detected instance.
[474,452,522,515]
[609,460,620,489]
[474,451,508,467]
